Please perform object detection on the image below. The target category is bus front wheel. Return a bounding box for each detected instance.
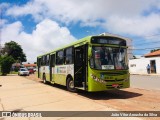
[67,77,76,92]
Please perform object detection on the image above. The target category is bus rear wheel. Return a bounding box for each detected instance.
[67,77,76,92]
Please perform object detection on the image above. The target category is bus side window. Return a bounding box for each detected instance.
[65,47,73,64]
[50,54,55,67]
[44,55,47,65]
[53,55,55,67]
[46,54,50,66]
[41,56,45,66]
[37,58,41,67]
[56,50,64,65]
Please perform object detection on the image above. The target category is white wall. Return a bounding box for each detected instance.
[129,57,160,74]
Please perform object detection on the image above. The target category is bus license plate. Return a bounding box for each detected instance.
[112,84,119,88]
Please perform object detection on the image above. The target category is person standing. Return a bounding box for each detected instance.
[146,64,150,74]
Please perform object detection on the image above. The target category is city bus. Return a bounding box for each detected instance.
[37,34,130,92]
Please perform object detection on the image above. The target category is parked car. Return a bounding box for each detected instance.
[18,68,29,76]
[33,68,38,72]
[28,68,35,74]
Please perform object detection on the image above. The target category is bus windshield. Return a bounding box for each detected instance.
[90,46,128,70]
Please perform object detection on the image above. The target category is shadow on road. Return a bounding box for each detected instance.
[77,90,143,100]
[43,82,143,100]
[1,74,18,76]
[33,79,143,100]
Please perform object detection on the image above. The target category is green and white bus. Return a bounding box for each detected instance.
[37,34,130,92]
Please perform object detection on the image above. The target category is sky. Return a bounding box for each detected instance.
[0,0,160,62]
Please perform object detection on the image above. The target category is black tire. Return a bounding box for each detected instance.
[66,77,76,92]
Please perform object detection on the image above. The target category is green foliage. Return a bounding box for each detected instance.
[14,67,19,72]
[10,71,18,74]
[133,55,137,59]
[2,41,26,62]
[0,56,15,76]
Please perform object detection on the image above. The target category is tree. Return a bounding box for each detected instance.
[2,41,26,63]
[133,55,137,59]
[150,49,160,53]
[0,56,15,76]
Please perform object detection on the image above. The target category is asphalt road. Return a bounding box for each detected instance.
[130,75,160,90]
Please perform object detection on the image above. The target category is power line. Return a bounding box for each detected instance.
[127,40,160,48]
[129,47,160,50]
[133,41,160,46]
[144,34,160,38]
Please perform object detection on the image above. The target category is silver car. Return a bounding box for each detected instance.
[18,68,29,76]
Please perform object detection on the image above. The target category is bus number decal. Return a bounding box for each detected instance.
[57,66,66,74]
[102,65,114,70]
[67,65,74,75]
[91,74,107,84]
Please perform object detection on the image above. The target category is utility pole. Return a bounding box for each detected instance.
[0,9,2,55]
[0,10,2,55]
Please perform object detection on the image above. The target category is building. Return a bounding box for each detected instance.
[23,64,37,68]
[12,63,37,71]
[144,50,160,58]
[129,50,160,75]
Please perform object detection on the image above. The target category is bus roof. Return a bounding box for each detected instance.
[37,34,129,58]
[37,36,92,58]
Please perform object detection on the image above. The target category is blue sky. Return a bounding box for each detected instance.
[1,0,160,62]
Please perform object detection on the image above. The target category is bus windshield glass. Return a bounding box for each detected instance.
[91,46,127,70]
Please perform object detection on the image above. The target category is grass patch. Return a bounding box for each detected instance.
[10,71,18,74]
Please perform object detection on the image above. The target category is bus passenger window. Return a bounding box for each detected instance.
[41,56,46,66]
[46,55,50,65]
[65,47,73,64]
[51,54,55,67]
[56,50,64,65]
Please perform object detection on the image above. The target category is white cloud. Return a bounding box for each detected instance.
[1,21,23,42]
[1,0,160,60]
[4,0,160,37]
[0,19,8,27]
[1,19,76,62]
[105,13,160,37]
[0,2,10,10]
[5,0,160,22]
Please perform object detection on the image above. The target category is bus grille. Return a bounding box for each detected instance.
[104,79,124,82]
[103,71,128,76]
[106,83,123,89]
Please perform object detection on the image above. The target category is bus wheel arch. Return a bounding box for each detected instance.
[66,75,76,92]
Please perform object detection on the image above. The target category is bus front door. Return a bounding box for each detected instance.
[74,45,87,90]
[37,57,41,78]
[50,54,55,82]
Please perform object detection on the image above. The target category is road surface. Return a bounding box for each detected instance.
[130,75,160,90]
[0,75,160,120]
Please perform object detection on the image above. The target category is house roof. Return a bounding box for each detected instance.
[144,50,160,57]
[23,64,37,67]
[12,63,21,67]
